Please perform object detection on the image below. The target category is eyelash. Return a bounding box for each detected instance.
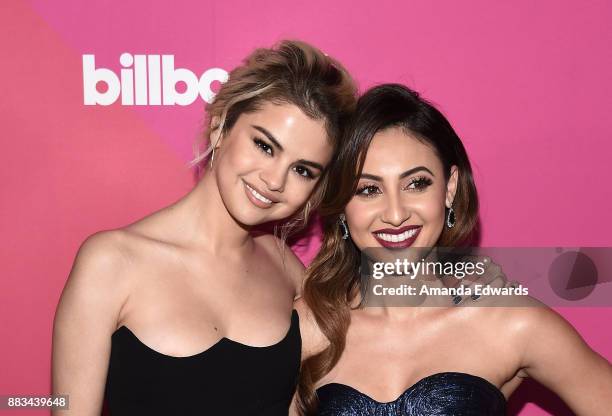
[294,166,315,180]
[253,138,273,156]
[355,176,433,197]
[355,183,381,197]
[404,176,433,191]
[253,137,315,181]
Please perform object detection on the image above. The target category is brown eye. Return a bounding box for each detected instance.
[253,138,273,156]
[356,184,381,197]
[405,176,433,191]
[293,165,314,180]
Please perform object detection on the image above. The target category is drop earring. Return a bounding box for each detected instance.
[209,130,222,169]
[446,202,456,229]
[339,214,350,240]
[210,147,216,168]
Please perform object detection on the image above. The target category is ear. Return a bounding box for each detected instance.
[209,115,223,148]
[445,165,459,208]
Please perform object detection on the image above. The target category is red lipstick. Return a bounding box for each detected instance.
[372,225,421,249]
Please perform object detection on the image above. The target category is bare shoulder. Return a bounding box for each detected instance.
[56,221,181,330]
[468,294,561,333]
[440,271,612,413]
[52,228,153,412]
[53,229,144,354]
[502,295,586,348]
[255,233,306,295]
[63,221,176,305]
[70,230,135,286]
[293,297,329,360]
[482,298,612,414]
[59,230,140,314]
[469,294,591,364]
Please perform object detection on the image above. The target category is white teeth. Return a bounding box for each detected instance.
[376,228,419,242]
[246,183,273,204]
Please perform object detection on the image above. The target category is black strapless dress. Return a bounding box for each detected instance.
[105,310,301,415]
[316,372,506,415]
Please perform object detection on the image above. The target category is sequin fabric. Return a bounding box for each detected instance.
[316,372,506,416]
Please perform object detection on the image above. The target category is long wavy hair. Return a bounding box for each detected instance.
[297,84,480,415]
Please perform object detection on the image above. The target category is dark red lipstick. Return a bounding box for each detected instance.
[372,225,421,249]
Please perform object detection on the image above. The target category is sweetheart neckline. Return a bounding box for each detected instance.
[112,309,299,359]
[316,371,506,405]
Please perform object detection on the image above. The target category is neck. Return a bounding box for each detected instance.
[173,169,254,254]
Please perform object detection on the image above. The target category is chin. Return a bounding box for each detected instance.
[232,200,293,227]
[230,206,270,227]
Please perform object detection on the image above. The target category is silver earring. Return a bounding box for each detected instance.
[209,131,222,169]
[446,203,456,228]
[209,146,218,169]
[339,214,349,240]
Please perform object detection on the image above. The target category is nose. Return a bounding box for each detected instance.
[259,165,287,193]
[380,192,411,226]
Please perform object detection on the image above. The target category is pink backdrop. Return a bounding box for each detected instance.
[1,0,611,414]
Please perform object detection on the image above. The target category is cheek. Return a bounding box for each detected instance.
[345,199,379,246]
[216,140,258,183]
[214,151,251,205]
[284,177,318,207]
[223,139,258,170]
[416,191,447,244]
[419,197,446,224]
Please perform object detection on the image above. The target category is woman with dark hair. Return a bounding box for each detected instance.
[52,40,357,415]
[295,84,612,415]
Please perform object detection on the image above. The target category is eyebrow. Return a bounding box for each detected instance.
[252,125,284,151]
[251,124,325,172]
[360,166,435,181]
[297,159,324,171]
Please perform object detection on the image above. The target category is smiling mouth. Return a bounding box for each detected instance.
[243,180,276,206]
[375,228,420,242]
[372,226,422,248]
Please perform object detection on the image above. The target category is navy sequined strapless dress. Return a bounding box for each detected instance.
[316,372,506,415]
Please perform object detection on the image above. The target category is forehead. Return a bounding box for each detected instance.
[238,101,332,156]
[362,127,443,175]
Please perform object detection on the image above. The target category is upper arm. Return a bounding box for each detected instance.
[52,231,131,415]
[518,305,612,415]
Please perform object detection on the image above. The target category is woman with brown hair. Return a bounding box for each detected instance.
[52,40,357,415]
[295,84,612,415]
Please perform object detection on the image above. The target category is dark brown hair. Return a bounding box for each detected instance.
[297,84,479,414]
